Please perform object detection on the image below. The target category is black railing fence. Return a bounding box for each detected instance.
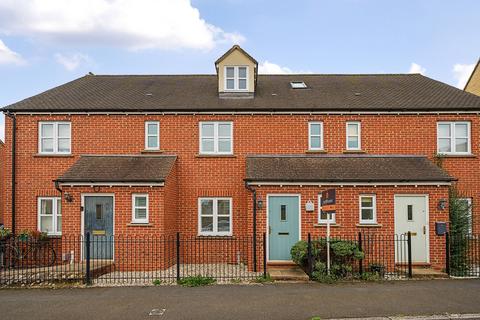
[306,232,412,280]
[446,232,480,278]
[1,233,266,286]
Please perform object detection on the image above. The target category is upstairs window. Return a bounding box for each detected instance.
[308,122,324,151]
[225,66,248,91]
[38,197,62,235]
[346,121,361,150]
[199,122,233,155]
[437,122,471,155]
[145,121,160,150]
[39,122,71,154]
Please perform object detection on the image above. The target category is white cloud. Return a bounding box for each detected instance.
[0,0,243,51]
[0,39,24,65]
[453,63,475,89]
[259,60,293,74]
[408,62,426,75]
[55,53,91,71]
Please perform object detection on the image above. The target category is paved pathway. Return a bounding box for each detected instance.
[0,279,479,320]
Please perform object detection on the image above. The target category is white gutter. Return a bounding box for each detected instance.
[245,181,452,187]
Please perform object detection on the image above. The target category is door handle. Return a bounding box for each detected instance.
[269,226,272,234]
[423,226,426,235]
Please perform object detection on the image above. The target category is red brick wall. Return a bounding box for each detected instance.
[0,113,477,266]
[0,140,4,225]
[248,185,449,270]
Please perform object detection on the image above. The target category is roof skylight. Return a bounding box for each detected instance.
[290,81,307,89]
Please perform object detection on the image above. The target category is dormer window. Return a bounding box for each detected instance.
[225,66,248,91]
[290,81,307,89]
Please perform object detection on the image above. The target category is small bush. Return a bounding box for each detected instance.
[360,272,381,281]
[177,276,216,287]
[252,274,273,284]
[291,237,364,283]
[152,279,162,286]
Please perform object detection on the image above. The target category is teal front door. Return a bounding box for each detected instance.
[84,196,114,260]
[268,196,300,261]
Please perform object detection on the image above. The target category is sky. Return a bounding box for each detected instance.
[0,0,479,141]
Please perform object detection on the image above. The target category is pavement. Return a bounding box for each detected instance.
[0,279,479,320]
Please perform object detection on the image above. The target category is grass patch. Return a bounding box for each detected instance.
[177,275,216,287]
[251,274,273,284]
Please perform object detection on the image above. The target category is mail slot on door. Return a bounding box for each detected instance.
[278,232,289,236]
[410,232,417,236]
[92,230,106,236]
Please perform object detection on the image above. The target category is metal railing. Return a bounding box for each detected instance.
[307,232,412,280]
[1,233,267,286]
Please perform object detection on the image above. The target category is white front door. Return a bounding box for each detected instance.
[394,195,429,263]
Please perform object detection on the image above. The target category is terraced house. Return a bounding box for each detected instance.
[2,45,480,272]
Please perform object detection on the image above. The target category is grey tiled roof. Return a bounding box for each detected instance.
[4,74,480,112]
[56,155,176,183]
[245,155,454,183]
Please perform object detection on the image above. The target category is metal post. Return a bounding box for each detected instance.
[445,232,450,276]
[358,232,363,276]
[85,232,91,285]
[407,231,412,278]
[176,232,180,282]
[307,233,313,279]
[253,191,257,273]
[263,232,267,278]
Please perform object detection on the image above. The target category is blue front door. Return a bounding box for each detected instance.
[84,196,114,260]
[268,196,300,261]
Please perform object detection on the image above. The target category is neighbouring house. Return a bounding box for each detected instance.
[2,45,480,272]
[464,58,480,96]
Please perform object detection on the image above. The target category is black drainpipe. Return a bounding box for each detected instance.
[5,111,16,235]
[245,181,257,272]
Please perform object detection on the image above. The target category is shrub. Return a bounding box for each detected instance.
[177,275,216,287]
[152,279,162,286]
[291,237,364,282]
[0,227,12,240]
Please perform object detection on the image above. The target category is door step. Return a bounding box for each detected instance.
[267,265,309,282]
[412,267,448,279]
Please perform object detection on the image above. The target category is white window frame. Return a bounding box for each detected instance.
[37,197,62,236]
[132,194,149,224]
[346,121,361,151]
[318,194,335,224]
[458,198,473,235]
[359,194,377,224]
[38,121,71,155]
[224,66,249,91]
[199,121,233,155]
[198,197,232,236]
[308,122,324,151]
[437,121,471,155]
[145,121,160,150]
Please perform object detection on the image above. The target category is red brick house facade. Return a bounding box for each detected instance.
[0,139,4,225]
[2,46,480,271]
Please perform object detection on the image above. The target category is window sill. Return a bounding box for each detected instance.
[306,150,327,154]
[196,235,234,239]
[195,154,236,158]
[46,234,62,238]
[34,154,74,158]
[436,154,476,158]
[356,223,382,228]
[141,149,166,154]
[314,223,341,228]
[127,223,153,227]
[343,150,366,154]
